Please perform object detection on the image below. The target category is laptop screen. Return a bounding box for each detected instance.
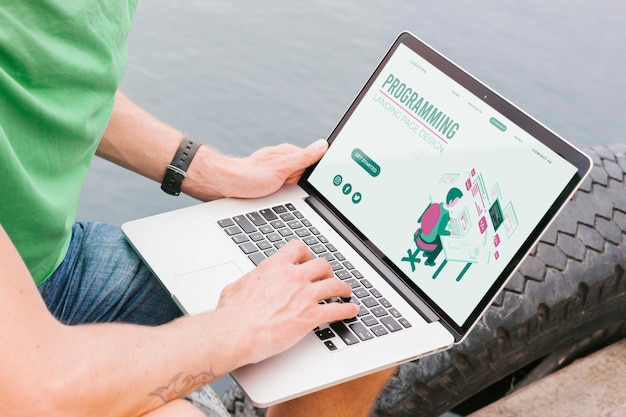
[301,32,590,335]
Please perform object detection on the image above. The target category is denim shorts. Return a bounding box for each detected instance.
[38,222,183,326]
[37,222,231,416]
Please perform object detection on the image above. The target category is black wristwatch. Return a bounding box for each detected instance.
[160,138,202,196]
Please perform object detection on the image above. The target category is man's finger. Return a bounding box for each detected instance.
[271,239,313,264]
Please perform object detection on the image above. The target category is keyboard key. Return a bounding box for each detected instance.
[399,318,412,328]
[317,252,335,262]
[278,228,294,237]
[336,270,351,280]
[357,306,369,317]
[232,234,249,244]
[329,261,343,271]
[239,242,259,254]
[361,315,379,327]
[233,215,256,234]
[270,220,286,229]
[349,322,374,341]
[310,244,326,254]
[379,298,392,308]
[371,325,389,337]
[362,297,379,308]
[344,279,361,289]
[224,226,242,236]
[360,279,373,288]
[249,232,264,242]
[259,225,274,234]
[324,340,338,351]
[259,208,278,221]
[218,218,235,228]
[303,236,318,246]
[330,322,360,345]
[287,220,303,229]
[246,211,267,226]
[371,306,388,317]
[280,213,295,221]
[353,288,369,298]
[272,205,288,214]
[256,240,272,250]
[380,316,403,332]
[315,328,335,340]
[295,228,311,237]
[248,252,266,266]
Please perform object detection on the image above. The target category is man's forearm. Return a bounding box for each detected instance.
[97,90,236,202]
[0,226,247,417]
[44,312,243,417]
[97,91,185,184]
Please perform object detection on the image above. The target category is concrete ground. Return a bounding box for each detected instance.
[468,338,626,417]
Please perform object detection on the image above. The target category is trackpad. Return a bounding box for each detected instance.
[174,262,244,315]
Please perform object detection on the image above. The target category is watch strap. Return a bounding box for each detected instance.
[161,138,202,196]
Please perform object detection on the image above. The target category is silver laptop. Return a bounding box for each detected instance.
[122,31,592,407]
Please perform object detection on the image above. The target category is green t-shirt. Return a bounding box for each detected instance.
[0,1,137,285]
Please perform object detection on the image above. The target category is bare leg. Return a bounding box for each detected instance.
[267,366,396,417]
[141,399,205,417]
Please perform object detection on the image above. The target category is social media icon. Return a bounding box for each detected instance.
[333,174,343,186]
[342,183,352,195]
[352,192,362,204]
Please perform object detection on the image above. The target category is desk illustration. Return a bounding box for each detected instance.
[431,236,481,281]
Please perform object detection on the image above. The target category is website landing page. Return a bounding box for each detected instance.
[308,43,577,326]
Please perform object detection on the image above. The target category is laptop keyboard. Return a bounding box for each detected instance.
[218,203,412,351]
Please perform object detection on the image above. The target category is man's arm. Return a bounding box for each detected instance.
[97,91,328,201]
[0,227,358,416]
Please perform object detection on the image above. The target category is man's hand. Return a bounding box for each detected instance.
[213,240,358,367]
[99,92,329,202]
[183,139,329,201]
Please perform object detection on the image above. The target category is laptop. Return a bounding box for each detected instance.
[122,31,592,406]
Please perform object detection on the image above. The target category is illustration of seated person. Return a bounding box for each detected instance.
[402,187,463,271]
[432,176,507,282]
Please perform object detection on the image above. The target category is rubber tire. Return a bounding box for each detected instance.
[221,144,626,417]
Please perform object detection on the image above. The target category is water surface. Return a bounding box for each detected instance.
[79,0,626,224]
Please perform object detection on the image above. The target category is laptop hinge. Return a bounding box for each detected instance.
[305,195,440,323]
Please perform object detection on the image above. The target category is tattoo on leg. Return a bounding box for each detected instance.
[150,369,216,402]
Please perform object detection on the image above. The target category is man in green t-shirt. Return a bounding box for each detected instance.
[0,2,393,416]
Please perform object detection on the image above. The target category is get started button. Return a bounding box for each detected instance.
[351,148,380,177]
